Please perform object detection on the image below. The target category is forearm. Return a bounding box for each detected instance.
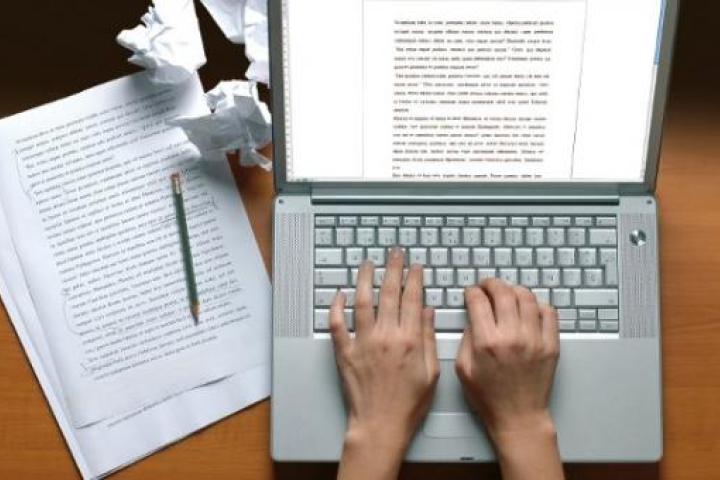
[490,414,565,480]
[337,424,408,480]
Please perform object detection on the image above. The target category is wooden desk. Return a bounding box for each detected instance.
[1,1,719,479]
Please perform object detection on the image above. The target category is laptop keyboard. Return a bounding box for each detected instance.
[313,215,620,334]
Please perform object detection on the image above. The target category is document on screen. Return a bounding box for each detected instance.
[363,0,588,180]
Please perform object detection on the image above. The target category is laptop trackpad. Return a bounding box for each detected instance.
[422,359,481,438]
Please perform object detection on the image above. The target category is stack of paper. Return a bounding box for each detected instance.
[0,72,271,478]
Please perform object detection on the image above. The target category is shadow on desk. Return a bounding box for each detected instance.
[274,462,658,479]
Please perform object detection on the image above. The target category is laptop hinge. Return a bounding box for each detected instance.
[311,190,621,205]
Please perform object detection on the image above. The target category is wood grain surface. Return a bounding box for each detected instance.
[1,1,719,479]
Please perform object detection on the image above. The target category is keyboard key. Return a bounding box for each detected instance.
[542,269,561,287]
[493,248,512,266]
[315,216,335,226]
[423,268,434,286]
[489,217,508,227]
[567,228,586,246]
[599,248,619,285]
[515,248,533,266]
[520,268,539,287]
[499,268,518,284]
[315,268,348,286]
[315,228,333,246]
[552,289,572,307]
[420,227,439,246]
[505,228,523,246]
[579,320,597,332]
[583,269,604,287]
[399,228,418,246]
[472,248,491,266]
[457,269,476,286]
[446,217,465,226]
[579,309,597,319]
[559,320,577,332]
[596,216,617,227]
[562,268,582,287]
[536,248,555,266]
[382,216,401,226]
[525,228,544,246]
[557,248,576,267]
[338,216,358,226]
[446,289,465,307]
[373,268,386,286]
[366,248,385,265]
[336,228,354,246]
[467,216,487,226]
[578,248,597,266]
[377,227,397,246]
[532,288,551,304]
[350,268,359,285]
[589,228,617,245]
[408,248,428,266]
[483,228,502,246]
[436,269,455,286]
[357,228,375,245]
[547,228,565,246]
[430,248,449,266]
[360,216,380,226]
[340,288,356,306]
[402,216,422,226]
[434,310,467,332]
[425,217,443,226]
[315,288,338,306]
[441,228,461,246]
[462,228,481,246]
[532,217,551,227]
[574,289,619,307]
[510,216,530,226]
[451,248,470,266]
[477,268,497,282]
[557,308,578,320]
[315,248,343,266]
[553,216,572,227]
[425,289,444,307]
[598,308,619,320]
[346,248,364,266]
[600,320,620,332]
[574,217,593,227]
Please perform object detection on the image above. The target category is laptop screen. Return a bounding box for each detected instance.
[281,0,667,183]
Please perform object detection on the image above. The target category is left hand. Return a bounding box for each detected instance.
[331,248,439,480]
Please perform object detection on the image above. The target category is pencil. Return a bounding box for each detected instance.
[171,173,200,324]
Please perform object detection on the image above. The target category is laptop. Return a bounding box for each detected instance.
[271,0,677,462]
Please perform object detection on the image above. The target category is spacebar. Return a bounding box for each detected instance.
[434,309,468,332]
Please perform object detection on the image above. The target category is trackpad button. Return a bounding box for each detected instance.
[423,413,481,438]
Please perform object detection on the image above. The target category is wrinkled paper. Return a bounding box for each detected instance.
[199,0,270,85]
[117,0,206,85]
[170,81,273,170]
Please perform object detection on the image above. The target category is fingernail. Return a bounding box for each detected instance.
[391,246,403,258]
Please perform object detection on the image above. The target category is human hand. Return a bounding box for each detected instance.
[455,279,563,480]
[331,248,439,480]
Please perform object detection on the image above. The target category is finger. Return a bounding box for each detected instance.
[378,247,404,327]
[455,324,473,382]
[329,292,351,355]
[464,285,497,341]
[481,278,520,329]
[514,285,542,337]
[401,264,424,336]
[422,307,439,374]
[540,303,560,353]
[354,261,376,335]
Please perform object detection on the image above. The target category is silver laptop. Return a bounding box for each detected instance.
[271,0,677,462]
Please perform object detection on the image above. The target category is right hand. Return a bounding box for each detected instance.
[455,279,560,440]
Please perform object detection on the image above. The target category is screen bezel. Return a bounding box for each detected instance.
[270,0,680,196]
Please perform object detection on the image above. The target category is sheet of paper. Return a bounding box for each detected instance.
[0,199,270,479]
[117,0,207,85]
[0,72,271,427]
[363,0,587,180]
[169,80,273,169]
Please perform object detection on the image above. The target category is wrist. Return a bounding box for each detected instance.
[339,421,409,480]
[344,418,412,457]
[487,410,557,452]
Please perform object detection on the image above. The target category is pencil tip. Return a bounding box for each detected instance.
[191,304,200,324]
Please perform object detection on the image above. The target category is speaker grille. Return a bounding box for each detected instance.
[273,212,312,337]
[619,213,660,338]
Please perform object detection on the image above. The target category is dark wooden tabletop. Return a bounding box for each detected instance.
[1,1,719,479]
